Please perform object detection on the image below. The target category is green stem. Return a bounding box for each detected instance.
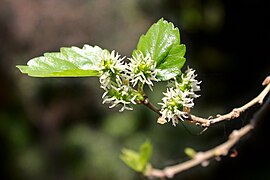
[138,82,144,94]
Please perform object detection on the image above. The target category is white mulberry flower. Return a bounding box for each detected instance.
[158,67,201,126]
[102,84,137,112]
[168,67,201,98]
[99,71,111,90]
[99,50,127,73]
[98,50,127,90]
[158,88,193,126]
[127,51,158,90]
[98,50,138,111]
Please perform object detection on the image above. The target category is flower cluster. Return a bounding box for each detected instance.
[158,68,201,126]
[99,50,126,90]
[98,49,200,116]
[98,50,159,112]
[102,84,137,112]
[99,50,138,111]
[127,51,159,90]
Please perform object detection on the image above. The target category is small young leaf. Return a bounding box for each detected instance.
[139,140,153,168]
[120,140,153,173]
[120,149,142,172]
[135,18,180,66]
[16,45,104,77]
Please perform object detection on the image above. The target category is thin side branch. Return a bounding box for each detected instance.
[146,124,253,179]
[187,76,270,127]
[141,76,270,128]
[141,96,161,115]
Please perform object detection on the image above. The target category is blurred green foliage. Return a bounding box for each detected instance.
[120,140,152,173]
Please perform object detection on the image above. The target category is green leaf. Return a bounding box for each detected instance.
[16,45,104,77]
[135,18,180,66]
[156,44,186,81]
[120,140,153,173]
[139,140,152,168]
[135,18,187,81]
[120,149,142,172]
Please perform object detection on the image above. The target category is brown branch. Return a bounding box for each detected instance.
[146,92,270,179]
[146,124,254,179]
[141,96,161,115]
[187,76,270,127]
[141,76,270,128]
[140,76,270,129]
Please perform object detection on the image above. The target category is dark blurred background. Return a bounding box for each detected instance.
[0,0,269,179]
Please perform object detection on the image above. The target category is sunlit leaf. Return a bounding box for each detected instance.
[156,44,186,81]
[16,45,104,77]
[135,18,186,81]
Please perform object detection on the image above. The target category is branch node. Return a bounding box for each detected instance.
[144,97,149,104]
[164,167,175,179]
[215,156,221,161]
[262,76,270,86]
[232,108,241,118]
[201,160,210,167]
[217,148,228,156]
[157,116,167,125]
[229,149,238,158]
[230,129,239,138]
[195,152,204,160]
